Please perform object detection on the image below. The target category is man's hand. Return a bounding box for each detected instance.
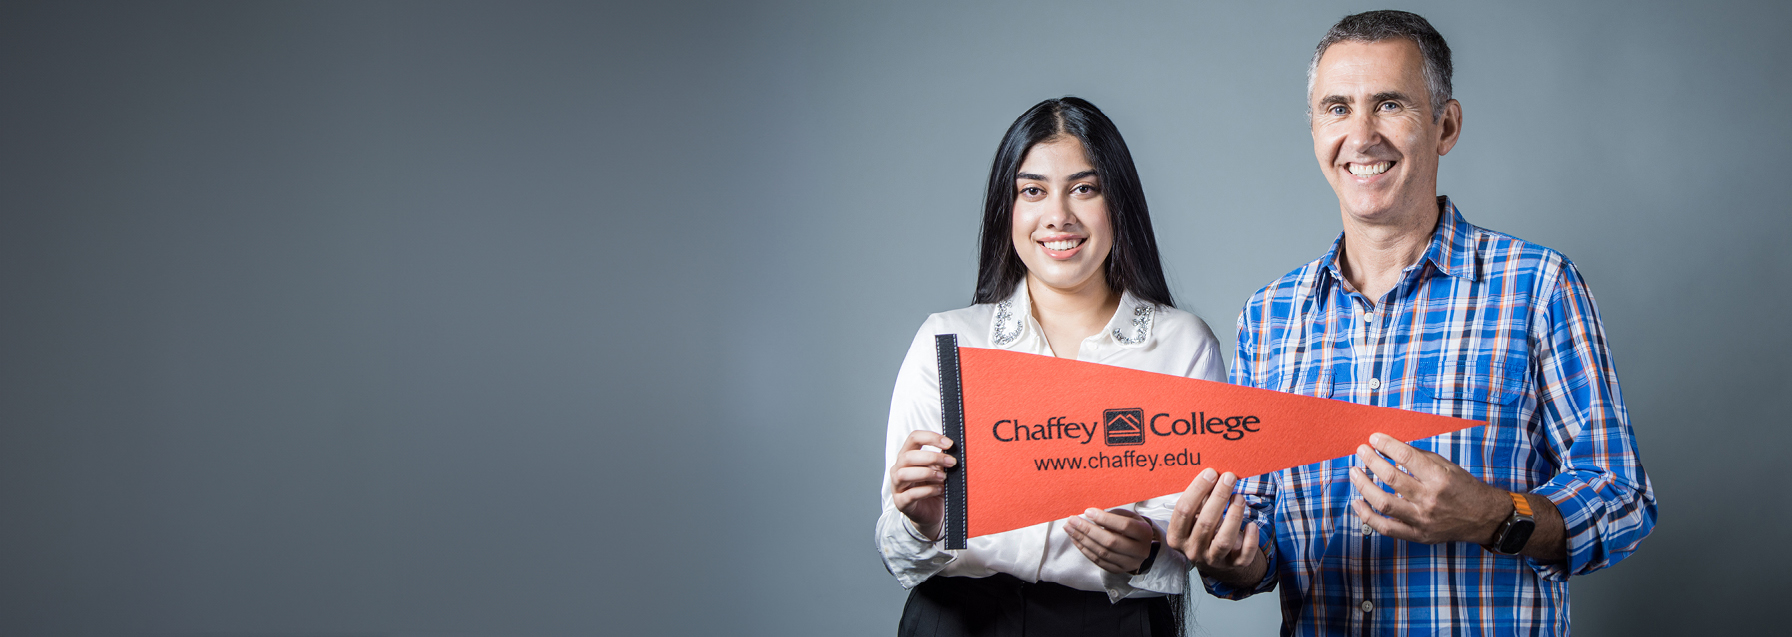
[888,430,955,541]
[1065,508,1157,574]
[1348,432,1509,545]
[1166,468,1266,587]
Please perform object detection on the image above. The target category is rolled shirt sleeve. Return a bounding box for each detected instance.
[1524,264,1657,579]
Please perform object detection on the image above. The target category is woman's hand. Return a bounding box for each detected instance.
[1065,508,1158,574]
[889,430,956,541]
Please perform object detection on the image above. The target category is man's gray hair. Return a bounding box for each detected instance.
[1306,10,1453,122]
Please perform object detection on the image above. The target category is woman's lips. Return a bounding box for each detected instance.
[1040,237,1085,259]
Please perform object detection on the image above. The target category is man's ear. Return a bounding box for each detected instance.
[1436,99,1463,156]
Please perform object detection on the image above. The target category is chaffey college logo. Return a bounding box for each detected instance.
[1103,408,1145,446]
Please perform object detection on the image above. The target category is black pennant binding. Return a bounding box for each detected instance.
[934,334,968,550]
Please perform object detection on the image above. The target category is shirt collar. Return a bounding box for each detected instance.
[987,281,1034,350]
[1321,196,1479,286]
[988,281,1158,351]
[1104,289,1157,349]
[1428,197,1479,281]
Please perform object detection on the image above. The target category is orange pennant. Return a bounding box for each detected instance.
[935,337,1480,547]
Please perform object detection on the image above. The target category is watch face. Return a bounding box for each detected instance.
[1498,519,1536,554]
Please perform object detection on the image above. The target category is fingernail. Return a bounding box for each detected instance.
[1200,468,1217,480]
[941,437,952,446]
[1221,472,1236,484]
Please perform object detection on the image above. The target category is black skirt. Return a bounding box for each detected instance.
[898,574,1177,637]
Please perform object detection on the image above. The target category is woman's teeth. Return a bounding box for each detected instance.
[1044,239,1083,251]
[1349,162,1392,176]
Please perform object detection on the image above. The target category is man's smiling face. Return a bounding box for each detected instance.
[1309,39,1460,227]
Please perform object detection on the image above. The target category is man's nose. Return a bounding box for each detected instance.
[1346,112,1384,154]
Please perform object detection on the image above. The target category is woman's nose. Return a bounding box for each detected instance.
[1041,194,1075,228]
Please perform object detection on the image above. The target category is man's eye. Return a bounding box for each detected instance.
[1329,105,1348,115]
[1379,102,1399,111]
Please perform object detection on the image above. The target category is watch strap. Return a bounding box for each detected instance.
[1129,540,1161,576]
[1510,491,1533,518]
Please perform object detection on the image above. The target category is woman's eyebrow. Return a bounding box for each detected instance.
[1014,171,1098,181]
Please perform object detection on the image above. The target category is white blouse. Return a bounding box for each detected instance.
[876,282,1228,601]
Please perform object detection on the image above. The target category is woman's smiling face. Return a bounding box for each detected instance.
[1010,136,1113,295]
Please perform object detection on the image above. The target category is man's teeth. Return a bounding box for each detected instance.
[1044,239,1083,251]
[1349,162,1392,176]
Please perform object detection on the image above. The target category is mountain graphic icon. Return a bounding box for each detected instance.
[1104,408,1145,446]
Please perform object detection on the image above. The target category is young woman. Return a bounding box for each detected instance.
[877,97,1226,636]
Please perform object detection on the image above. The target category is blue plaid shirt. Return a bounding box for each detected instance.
[1209,199,1657,635]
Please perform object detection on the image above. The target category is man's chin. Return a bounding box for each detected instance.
[1339,200,1398,223]
[1338,193,1431,226]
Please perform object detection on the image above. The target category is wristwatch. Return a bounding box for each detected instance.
[1485,491,1536,555]
[1128,540,1161,575]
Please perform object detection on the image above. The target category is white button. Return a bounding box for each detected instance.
[1362,311,1375,322]
[1361,600,1374,613]
[1368,377,1382,390]
[1361,523,1373,535]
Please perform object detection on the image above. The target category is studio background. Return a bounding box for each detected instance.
[3,1,1786,635]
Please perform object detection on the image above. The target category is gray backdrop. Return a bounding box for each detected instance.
[3,1,1786,635]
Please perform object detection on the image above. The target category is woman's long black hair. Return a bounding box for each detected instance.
[972,97,1176,308]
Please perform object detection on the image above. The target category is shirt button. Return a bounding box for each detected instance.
[1362,311,1375,322]
[1361,523,1373,535]
[1361,600,1374,613]
[1367,377,1382,390]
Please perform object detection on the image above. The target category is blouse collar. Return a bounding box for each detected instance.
[988,281,1158,351]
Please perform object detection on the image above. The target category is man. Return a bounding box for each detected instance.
[1164,10,1656,635]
